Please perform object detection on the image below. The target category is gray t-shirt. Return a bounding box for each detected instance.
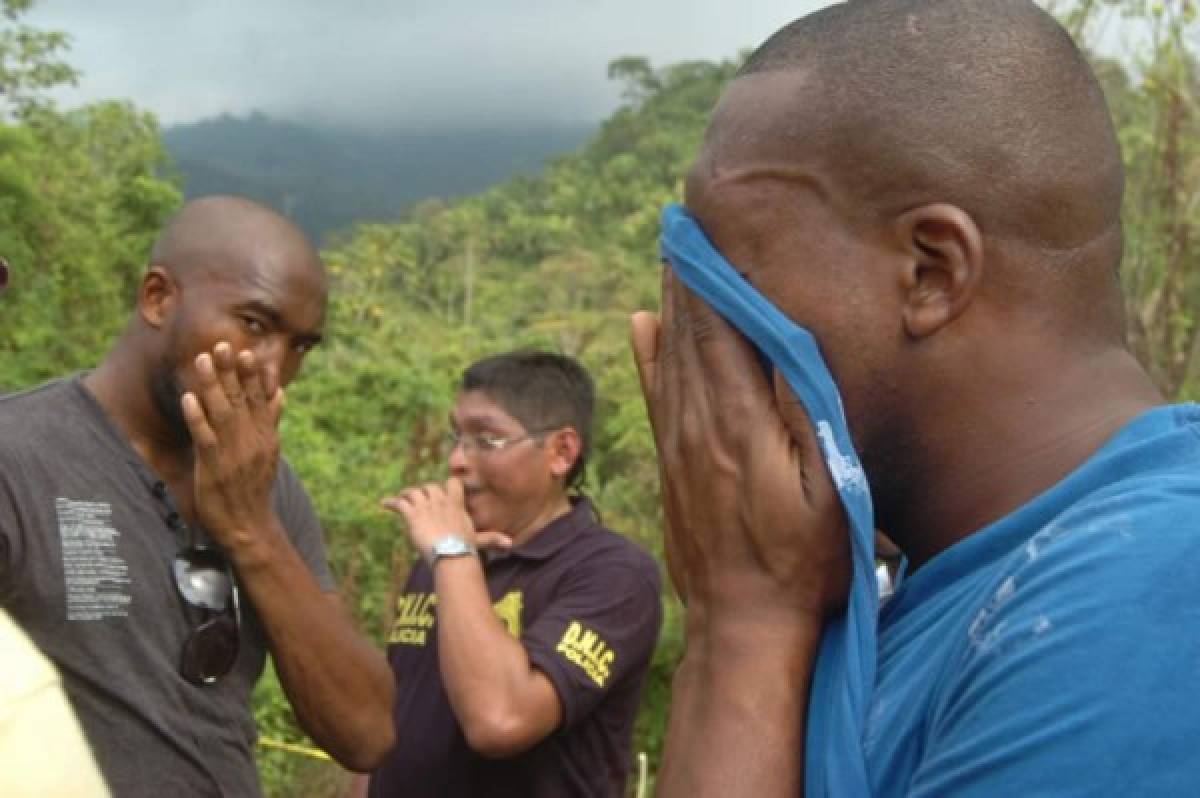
[0,376,334,797]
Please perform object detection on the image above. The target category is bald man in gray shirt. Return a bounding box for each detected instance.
[0,199,395,796]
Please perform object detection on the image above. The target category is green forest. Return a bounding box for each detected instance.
[2,0,1199,795]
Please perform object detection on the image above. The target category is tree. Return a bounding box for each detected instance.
[5,2,1198,792]
[0,0,76,120]
[0,3,180,391]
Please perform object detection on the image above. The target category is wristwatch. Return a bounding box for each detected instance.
[428,535,477,567]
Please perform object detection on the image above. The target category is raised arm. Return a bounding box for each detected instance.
[630,270,850,797]
[182,343,395,772]
[382,480,561,758]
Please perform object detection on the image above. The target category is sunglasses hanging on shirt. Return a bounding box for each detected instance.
[172,527,241,686]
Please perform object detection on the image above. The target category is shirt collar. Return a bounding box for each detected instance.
[497,497,595,562]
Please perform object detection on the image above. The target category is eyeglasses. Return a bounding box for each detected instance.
[444,427,558,455]
[173,543,240,686]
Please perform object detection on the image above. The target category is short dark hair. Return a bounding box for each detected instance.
[461,350,595,490]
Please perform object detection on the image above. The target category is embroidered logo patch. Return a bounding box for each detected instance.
[555,621,615,687]
[492,591,523,639]
[389,591,437,646]
[388,590,524,645]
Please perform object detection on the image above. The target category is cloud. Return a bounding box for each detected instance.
[30,0,830,129]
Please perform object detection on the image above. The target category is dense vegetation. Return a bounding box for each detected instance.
[2,1,1198,796]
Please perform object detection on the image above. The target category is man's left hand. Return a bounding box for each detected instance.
[181,341,284,551]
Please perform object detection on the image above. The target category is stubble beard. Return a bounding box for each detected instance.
[147,356,192,447]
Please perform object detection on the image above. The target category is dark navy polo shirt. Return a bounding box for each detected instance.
[369,498,662,798]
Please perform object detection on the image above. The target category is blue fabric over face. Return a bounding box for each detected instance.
[659,203,877,797]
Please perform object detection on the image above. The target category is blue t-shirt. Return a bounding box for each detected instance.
[866,404,1200,796]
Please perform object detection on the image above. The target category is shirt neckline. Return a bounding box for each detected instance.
[67,373,192,536]
[495,497,595,562]
[884,403,1196,618]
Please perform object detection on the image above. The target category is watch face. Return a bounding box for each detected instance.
[433,536,474,559]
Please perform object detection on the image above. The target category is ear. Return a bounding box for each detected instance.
[137,266,178,330]
[893,204,983,339]
[546,428,583,483]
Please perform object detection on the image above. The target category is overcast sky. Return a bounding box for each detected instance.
[29,0,834,131]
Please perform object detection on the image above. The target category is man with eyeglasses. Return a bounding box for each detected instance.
[366,350,662,798]
[0,198,395,796]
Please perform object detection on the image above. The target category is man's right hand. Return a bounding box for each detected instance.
[181,342,285,561]
[380,478,512,562]
[630,267,852,629]
[630,266,853,797]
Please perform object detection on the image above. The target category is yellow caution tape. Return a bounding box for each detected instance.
[257,737,332,761]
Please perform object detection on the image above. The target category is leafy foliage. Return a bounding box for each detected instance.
[0,2,179,392]
[3,2,1200,797]
[0,0,76,120]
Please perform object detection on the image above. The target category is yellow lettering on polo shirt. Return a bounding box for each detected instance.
[388,592,438,645]
[392,628,427,645]
[555,620,616,687]
[492,591,524,639]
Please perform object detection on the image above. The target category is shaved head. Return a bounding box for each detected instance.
[151,195,326,288]
[694,0,1128,348]
[682,0,1147,543]
[735,0,1122,250]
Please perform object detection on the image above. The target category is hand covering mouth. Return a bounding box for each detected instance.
[660,202,879,798]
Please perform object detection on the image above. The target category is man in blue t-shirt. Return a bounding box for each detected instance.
[632,1,1200,796]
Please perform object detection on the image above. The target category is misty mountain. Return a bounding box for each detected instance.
[163,112,595,244]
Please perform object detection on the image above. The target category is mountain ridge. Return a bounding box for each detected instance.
[163,112,595,243]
